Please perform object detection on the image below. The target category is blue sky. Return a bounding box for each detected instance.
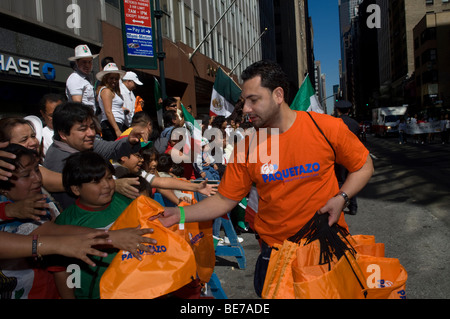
[308,1,341,113]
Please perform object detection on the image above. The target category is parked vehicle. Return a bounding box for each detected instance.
[372,106,407,137]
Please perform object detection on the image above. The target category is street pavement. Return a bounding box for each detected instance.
[213,133,450,299]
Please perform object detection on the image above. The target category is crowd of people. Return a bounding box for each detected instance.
[398,113,450,145]
[0,45,374,300]
[0,44,221,299]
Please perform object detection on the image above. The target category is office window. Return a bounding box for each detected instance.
[194,13,201,47]
[106,0,120,8]
[202,19,210,56]
[160,0,171,39]
[185,5,193,47]
[173,0,182,42]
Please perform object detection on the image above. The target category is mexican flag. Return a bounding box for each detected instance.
[210,67,241,117]
[154,77,163,129]
[181,104,202,165]
[290,74,324,113]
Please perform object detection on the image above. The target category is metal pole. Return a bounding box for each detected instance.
[189,0,237,62]
[154,0,167,98]
[229,28,267,75]
[320,94,336,104]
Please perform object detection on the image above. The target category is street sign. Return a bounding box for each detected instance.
[120,0,157,69]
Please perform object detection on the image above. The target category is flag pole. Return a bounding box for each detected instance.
[154,0,167,99]
[229,28,268,75]
[189,0,238,62]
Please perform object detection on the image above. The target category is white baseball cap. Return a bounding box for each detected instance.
[122,71,143,85]
[68,44,99,61]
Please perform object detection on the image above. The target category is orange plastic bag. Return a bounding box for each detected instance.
[261,240,300,299]
[292,247,407,299]
[100,195,197,299]
[356,254,407,299]
[345,234,385,257]
[292,250,365,299]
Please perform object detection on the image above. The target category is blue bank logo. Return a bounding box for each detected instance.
[42,63,56,80]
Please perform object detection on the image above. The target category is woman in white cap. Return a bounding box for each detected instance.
[96,63,127,141]
[66,44,99,113]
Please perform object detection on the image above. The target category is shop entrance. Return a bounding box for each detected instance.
[0,77,65,118]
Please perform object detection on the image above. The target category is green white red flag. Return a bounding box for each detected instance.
[290,74,324,113]
[210,67,241,117]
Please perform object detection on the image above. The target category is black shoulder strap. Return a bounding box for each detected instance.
[306,112,336,160]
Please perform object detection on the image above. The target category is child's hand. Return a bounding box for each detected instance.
[128,127,147,145]
[179,196,191,204]
[115,178,140,199]
[108,227,157,261]
[196,179,218,196]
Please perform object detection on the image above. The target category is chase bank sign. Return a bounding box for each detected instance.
[0,53,62,81]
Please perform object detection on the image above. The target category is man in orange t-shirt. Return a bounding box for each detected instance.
[156,61,374,296]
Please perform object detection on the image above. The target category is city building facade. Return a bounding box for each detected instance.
[0,0,263,118]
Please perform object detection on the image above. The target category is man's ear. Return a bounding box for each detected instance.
[70,185,81,197]
[119,156,128,164]
[273,87,284,104]
[59,131,68,143]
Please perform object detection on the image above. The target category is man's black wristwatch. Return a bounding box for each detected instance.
[335,191,350,208]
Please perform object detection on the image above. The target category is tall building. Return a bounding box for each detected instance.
[413,10,450,113]
[314,60,327,111]
[384,0,450,112]
[376,0,392,107]
[338,0,360,102]
[259,0,315,103]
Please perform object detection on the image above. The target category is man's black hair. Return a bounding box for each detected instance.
[156,153,173,173]
[163,110,177,128]
[241,60,289,99]
[131,111,152,126]
[162,97,178,110]
[52,102,95,141]
[62,151,115,197]
[39,93,65,113]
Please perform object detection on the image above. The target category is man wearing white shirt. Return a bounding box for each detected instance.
[66,44,99,113]
[120,71,143,127]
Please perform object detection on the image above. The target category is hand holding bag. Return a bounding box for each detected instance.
[100,195,197,299]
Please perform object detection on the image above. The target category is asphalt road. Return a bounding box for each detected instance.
[213,133,450,299]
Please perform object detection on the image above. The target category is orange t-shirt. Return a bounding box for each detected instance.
[218,111,369,246]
